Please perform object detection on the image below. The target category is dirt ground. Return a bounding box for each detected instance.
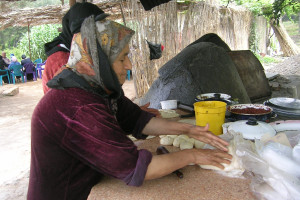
[0,78,136,200]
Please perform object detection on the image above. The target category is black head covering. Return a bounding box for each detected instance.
[44,2,104,56]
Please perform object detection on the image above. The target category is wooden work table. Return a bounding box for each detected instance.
[88,136,256,200]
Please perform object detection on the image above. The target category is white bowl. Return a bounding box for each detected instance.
[160,100,178,110]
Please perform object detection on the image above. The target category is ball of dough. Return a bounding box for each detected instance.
[173,136,185,147]
[199,141,243,172]
[180,140,194,150]
[167,135,178,139]
[178,135,190,140]
[194,140,205,149]
[160,136,175,145]
[187,138,195,145]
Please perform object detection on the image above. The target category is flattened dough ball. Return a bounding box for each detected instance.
[160,136,175,145]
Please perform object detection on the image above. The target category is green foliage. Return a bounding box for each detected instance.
[0,26,28,50]
[272,0,300,23]
[18,24,61,61]
[283,20,299,36]
[221,0,300,22]
[249,19,259,53]
[254,53,281,64]
[283,20,300,47]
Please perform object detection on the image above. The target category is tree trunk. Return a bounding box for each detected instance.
[69,0,76,7]
[270,19,300,56]
[27,22,31,60]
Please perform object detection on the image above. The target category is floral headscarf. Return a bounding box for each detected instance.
[47,15,135,114]
[67,15,135,96]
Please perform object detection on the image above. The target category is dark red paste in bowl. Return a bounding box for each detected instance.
[229,104,272,115]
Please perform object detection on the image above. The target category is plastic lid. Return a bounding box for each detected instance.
[228,118,276,140]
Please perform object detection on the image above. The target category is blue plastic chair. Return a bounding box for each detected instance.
[0,69,11,86]
[127,70,131,80]
[23,63,37,82]
[36,60,46,79]
[33,58,42,65]
[10,65,24,84]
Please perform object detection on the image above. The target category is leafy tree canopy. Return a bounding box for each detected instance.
[223,0,300,23]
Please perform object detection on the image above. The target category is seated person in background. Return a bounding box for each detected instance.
[0,55,9,83]
[8,56,21,81]
[8,56,20,70]
[21,54,33,66]
[2,52,10,65]
[21,54,34,80]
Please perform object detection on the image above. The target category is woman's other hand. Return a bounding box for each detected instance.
[187,124,229,151]
[145,148,232,180]
[190,148,232,169]
[140,102,161,117]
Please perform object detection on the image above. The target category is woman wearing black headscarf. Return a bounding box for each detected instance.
[28,15,231,200]
[42,2,160,117]
[42,2,104,94]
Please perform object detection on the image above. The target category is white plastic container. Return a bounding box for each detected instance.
[293,140,300,163]
[160,100,178,110]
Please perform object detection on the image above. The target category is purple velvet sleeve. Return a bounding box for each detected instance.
[62,103,153,186]
[123,149,152,186]
[117,96,155,139]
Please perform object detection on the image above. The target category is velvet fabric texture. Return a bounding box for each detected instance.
[27,87,154,200]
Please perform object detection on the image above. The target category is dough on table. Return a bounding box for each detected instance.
[199,140,243,171]
[194,140,205,149]
[178,134,189,140]
[128,135,137,141]
[180,140,193,150]
[159,109,180,118]
[160,136,175,145]
[173,136,185,147]
[167,135,178,139]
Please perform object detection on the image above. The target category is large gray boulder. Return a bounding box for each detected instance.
[140,42,251,109]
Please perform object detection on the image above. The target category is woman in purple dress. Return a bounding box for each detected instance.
[27,14,231,200]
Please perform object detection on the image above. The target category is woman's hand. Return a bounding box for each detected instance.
[190,148,232,169]
[187,124,229,151]
[140,102,161,117]
[145,147,232,180]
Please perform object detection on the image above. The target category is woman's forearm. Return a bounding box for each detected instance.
[144,148,232,180]
[142,117,229,152]
[144,150,194,180]
[142,117,193,136]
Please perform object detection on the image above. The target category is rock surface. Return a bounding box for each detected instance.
[140,42,251,109]
[2,86,19,96]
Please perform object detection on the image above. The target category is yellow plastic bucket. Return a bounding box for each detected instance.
[194,101,227,135]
